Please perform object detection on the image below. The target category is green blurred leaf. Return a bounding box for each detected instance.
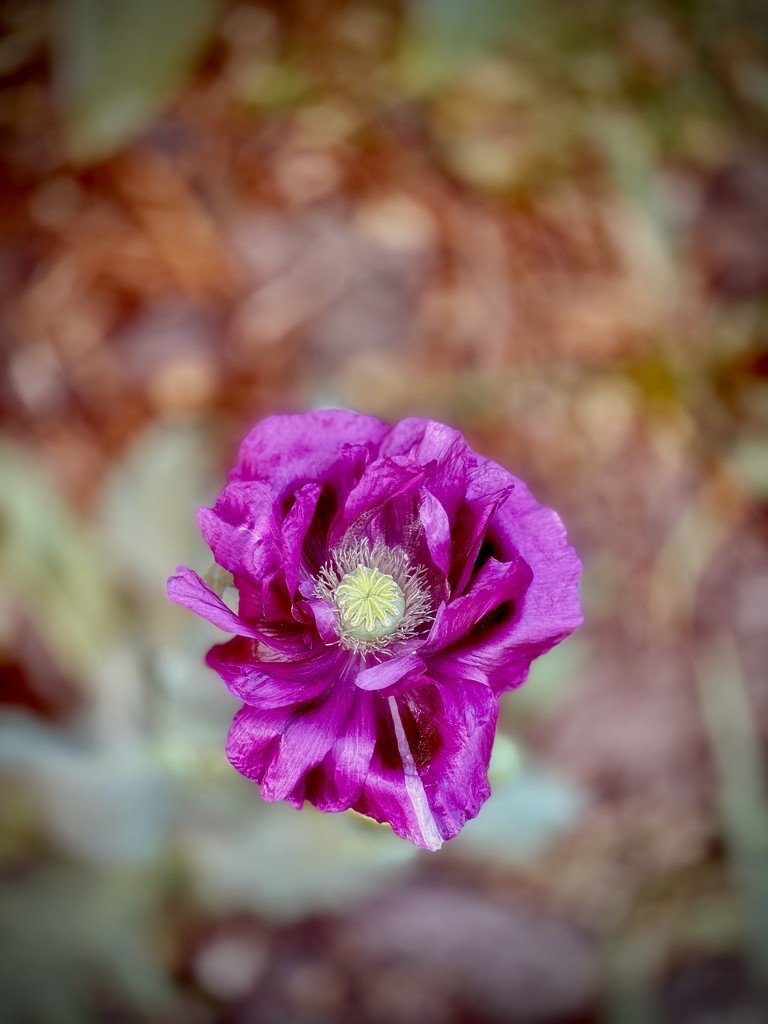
[0,713,175,865]
[727,437,768,499]
[53,0,219,161]
[0,442,121,680]
[455,743,587,862]
[0,866,174,1022]
[400,0,541,90]
[99,420,217,603]
[509,634,587,719]
[406,0,535,58]
[695,637,768,983]
[186,797,415,922]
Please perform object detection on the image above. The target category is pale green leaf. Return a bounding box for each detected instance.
[53,0,219,160]
[0,442,121,680]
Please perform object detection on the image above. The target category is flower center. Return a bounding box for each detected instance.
[315,539,432,654]
[333,565,406,642]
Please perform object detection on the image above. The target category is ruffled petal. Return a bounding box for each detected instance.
[331,455,426,546]
[206,638,341,708]
[167,567,272,642]
[414,678,497,839]
[380,419,468,524]
[422,555,533,654]
[198,481,281,581]
[355,652,426,691]
[353,678,498,849]
[435,458,582,690]
[281,482,323,595]
[299,597,340,644]
[418,488,451,576]
[232,410,391,493]
[353,697,441,851]
[260,678,356,801]
[168,566,313,656]
[226,704,292,784]
[375,418,427,458]
[449,486,513,596]
[303,690,378,811]
[429,645,531,695]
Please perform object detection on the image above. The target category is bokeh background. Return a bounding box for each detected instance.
[2,1,768,1021]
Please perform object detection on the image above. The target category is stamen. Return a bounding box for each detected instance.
[334,565,405,641]
[314,538,433,654]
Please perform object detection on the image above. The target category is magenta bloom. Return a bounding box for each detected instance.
[168,411,581,850]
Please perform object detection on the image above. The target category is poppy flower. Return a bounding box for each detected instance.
[168,411,581,849]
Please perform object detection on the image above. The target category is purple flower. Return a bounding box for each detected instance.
[168,411,581,850]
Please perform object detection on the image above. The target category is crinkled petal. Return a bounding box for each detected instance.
[260,678,355,801]
[206,638,341,708]
[198,481,281,581]
[375,418,427,458]
[455,459,582,689]
[300,597,341,644]
[355,653,426,692]
[168,567,311,655]
[226,704,292,785]
[167,567,272,642]
[353,678,498,849]
[380,419,468,524]
[423,555,533,654]
[429,646,531,694]
[419,488,451,576]
[353,698,440,851]
[453,651,533,696]
[303,691,378,811]
[449,486,513,596]
[232,410,391,492]
[281,482,323,595]
[331,455,426,546]
[413,678,497,840]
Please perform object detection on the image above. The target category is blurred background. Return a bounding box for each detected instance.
[1,0,768,1021]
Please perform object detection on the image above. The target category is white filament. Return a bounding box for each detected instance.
[388,695,442,851]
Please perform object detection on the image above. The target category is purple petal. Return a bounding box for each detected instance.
[281,482,323,594]
[330,455,426,546]
[226,704,292,784]
[380,419,468,524]
[353,699,442,851]
[207,638,341,708]
[352,678,498,848]
[304,691,378,811]
[260,678,356,801]
[423,556,533,654]
[419,488,451,576]
[301,597,341,644]
[167,567,270,641]
[375,418,427,458]
[450,458,582,689]
[449,486,513,596]
[431,645,532,697]
[232,410,391,492]
[355,653,426,692]
[198,481,281,580]
[409,677,498,839]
